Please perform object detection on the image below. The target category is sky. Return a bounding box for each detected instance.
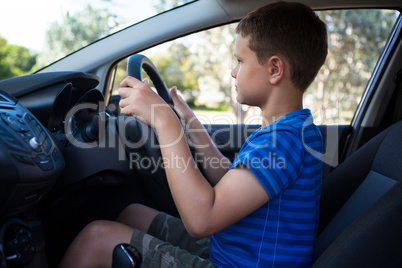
[0,0,156,52]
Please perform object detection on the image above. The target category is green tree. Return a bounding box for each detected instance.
[0,35,36,80]
[149,43,199,106]
[0,36,13,80]
[307,10,398,124]
[185,25,249,121]
[39,4,119,67]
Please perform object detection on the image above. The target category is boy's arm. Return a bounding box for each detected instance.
[155,109,270,237]
[119,77,270,237]
[170,87,232,186]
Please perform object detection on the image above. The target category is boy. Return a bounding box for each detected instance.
[60,1,327,267]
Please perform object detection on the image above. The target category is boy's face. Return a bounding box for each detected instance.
[231,34,271,107]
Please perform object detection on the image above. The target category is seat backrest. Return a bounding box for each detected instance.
[313,121,402,267]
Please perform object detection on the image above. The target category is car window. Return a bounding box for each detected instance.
[0,0,194,77]
[111,9,400,125]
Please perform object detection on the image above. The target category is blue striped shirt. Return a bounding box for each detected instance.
[209,109,323,267]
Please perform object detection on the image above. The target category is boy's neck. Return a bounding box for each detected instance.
[260,87,304,128]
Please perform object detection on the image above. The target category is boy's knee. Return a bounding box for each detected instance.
[82,220,116,242]
[60,220,118,267]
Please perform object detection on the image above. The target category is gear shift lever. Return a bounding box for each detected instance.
[111,243,142,268]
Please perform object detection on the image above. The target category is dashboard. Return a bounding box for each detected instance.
[0,89,64,216]
[0,72,103,217]
[0,71,162,267]
[0,71,111,267]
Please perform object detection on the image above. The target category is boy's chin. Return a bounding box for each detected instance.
[236,95,248,105]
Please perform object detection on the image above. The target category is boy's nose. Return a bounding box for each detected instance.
[231,68,237,79]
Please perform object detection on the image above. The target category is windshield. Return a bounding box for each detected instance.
[0,0,193,80]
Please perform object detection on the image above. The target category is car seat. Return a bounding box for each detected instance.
[312,120,402,267]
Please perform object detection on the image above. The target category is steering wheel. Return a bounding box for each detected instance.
[127,54,174,106]
[120,54,175,192]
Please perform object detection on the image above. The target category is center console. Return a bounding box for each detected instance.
[0,88,65,267]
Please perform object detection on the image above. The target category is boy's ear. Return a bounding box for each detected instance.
[268,56,284,85]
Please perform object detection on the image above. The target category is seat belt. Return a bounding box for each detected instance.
[392,69,402,123]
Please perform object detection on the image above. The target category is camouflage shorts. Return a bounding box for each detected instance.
[130,212,216,267]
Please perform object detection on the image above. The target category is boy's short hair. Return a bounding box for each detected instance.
[236,1,328,91]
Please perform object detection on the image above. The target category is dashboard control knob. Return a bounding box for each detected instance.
[28,137,41,150]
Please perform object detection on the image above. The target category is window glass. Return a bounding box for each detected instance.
[112,9,399,125]
[0,0,194,78]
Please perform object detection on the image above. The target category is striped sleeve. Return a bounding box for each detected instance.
[231,129,303,200]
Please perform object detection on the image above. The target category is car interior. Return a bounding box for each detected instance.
[0,0,401,267]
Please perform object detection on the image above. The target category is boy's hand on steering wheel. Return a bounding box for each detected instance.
[119,76,172,129]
